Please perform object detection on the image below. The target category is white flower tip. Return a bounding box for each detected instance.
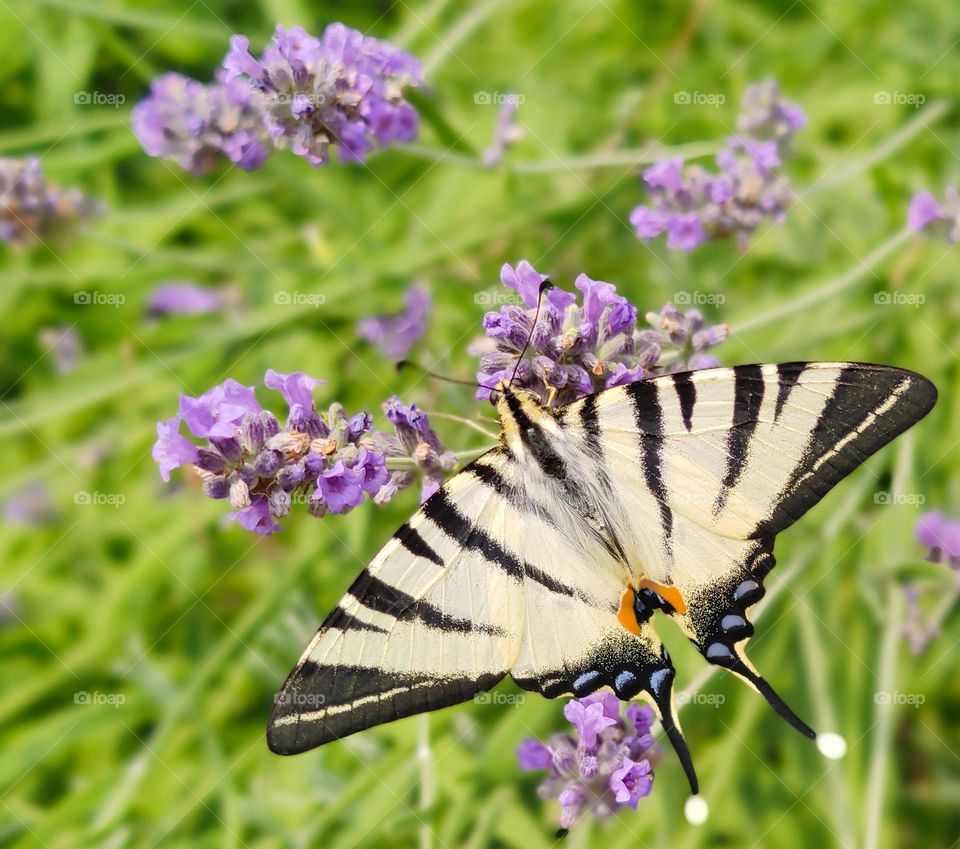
[816,732,847,760]
[684,794,709,825]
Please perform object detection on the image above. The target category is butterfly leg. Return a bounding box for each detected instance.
[669,539,816,742]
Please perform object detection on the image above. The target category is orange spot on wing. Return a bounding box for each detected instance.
[636,578,688,614]
[618,587,641,635]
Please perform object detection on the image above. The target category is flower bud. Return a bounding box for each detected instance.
[202,476,231,499]
[268,486,291,518]
[260,410,281,439]
[195,448,227,473]
[276,460,305,491]
[253,449,283,478]
[229,476,251,509]
[240,413,265,454]
[212,436,244,463]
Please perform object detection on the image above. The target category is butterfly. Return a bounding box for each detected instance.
[267,361,936,796]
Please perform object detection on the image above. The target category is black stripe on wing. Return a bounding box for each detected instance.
[626,379,674,551]
[268,662,503,753]
[395,522,443,566]
[713,364,765,515]
[774,362,806,421]
[348,569,507,636]
[753,364,937,538]
[671,371,697,432]
[422,487,584,599]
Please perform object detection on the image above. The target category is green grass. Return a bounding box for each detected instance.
[2,0,960,846]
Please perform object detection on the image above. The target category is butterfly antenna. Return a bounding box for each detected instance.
[509,280,553,388]
[396,360,497,393]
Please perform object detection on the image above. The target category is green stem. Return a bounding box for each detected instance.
[734,228,913,335]
[863,585,902,849]
[417,714,435,849]
[798,604,858,849]
[810,99,951,193]
[398,140,720,173]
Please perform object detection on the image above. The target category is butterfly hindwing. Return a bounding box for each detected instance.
[558,361,936,737]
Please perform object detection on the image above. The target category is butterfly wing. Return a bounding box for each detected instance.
[267,447,660,758]
[267,454,520,754]
[559,362,937,736]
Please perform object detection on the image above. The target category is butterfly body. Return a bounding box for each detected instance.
[268,362,936,795]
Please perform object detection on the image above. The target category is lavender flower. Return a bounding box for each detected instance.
[915,511,960,567]
[148,282,224,317]
[37,326,83,375]
[0,157,99,245]
[2,481,57,526]
[481,95,524,167]
[132,73,271,174]
[907,188,960,242]
[517,693,659,828]
[901,511,960,653]
[222,23,422,166]
[357,284,431,360]
[153,371,452,533]
[367,397,456,503]
[472,261,727,405]
[630,80,804,251]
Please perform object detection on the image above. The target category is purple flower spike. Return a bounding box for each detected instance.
[474,264,726,405]
[629,79,803,251]
[148,282,222,316]
[152,417,201,481]
[0,157,100,244]
[132,73,270,175]
[357,284,432,360]
[218,22,422,167]
[517,693,660,828]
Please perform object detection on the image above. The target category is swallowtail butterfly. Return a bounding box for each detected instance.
[267,361,936,795]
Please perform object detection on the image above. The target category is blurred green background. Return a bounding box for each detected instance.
[1,0,959,846]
